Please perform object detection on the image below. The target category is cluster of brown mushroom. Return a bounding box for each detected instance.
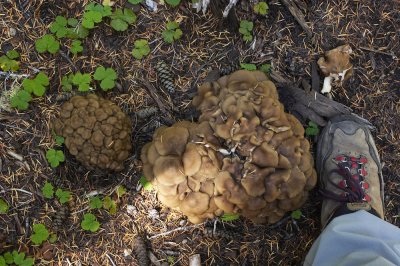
[54,94,132,171]
[141,70,317,224]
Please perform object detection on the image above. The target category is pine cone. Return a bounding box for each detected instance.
[219,62,239,76]
[155,61,176,94]
[51,204,70,231]
[133,236,149,266]
[135,107,159,119]
[203,226,241,241]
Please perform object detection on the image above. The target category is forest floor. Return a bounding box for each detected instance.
[0,0,399,265]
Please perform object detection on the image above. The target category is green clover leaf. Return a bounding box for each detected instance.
[61,73,74,91]
[85,3,112,17]
[305,121,319,136]
[240,63,257,71]
[254,2,269,15]
[240,20,253,32]
[116,185,126,197]
[46,148,65,168]
[50,16,68,38]
[132,39,150,59]
[82,10,103,29]
[89,196,103,209]
[22,72,49,97]
[291,209,303,220]
[221,213,240,222]
[6,49,20,59]
[139,176,153,191]
[67,18,78,27]
[42,182,54,199]
[93,66,117,91]
[30,223,49,245]
[10,90,32,110]
[55,135,65,146]
[55,188,71,204]
[259,63,271,74]
[35,34,60,54]
[110,8,137,31]
[128,0,143,4]
[3,252,13,264]
[72,72,92,91]
[70,40,83,55]
[0,256,5,266]
[0,198,9,214]
[0,52,20,71]
[103,196,117,215]
[165,0,181,7]
[81,213,100,232]
[162,21,182,43]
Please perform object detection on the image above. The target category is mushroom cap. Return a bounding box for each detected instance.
[53,94,132,171]
[141,70,317,224]
[317,44,353,80]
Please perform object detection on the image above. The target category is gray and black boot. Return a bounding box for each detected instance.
[317,115,384,227]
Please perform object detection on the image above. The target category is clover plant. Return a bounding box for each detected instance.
[110,8,137,31]
[93,66,117,91]
[239,20,253,42]
[0,49,20,71]
[254,2,269,15]
[165,0,181,7]
[30,224,49,245]
[131,39,150,59]
[81,213,100,232]
[72,72,92,91]
[70,40,83,55]
[35,34,60,54]
[162,21,183,43]
[46,148,65,168]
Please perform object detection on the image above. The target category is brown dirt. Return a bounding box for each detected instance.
[0,0,399,265]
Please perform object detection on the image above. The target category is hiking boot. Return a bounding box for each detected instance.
[316,115,384,227]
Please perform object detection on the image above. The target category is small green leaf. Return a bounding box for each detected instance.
[116,185,126,197]
[61,73,74,91]
[291,209,302,220]
[42,182,54,199]
[50,16,68,38]
[139,176,153,191]
[55,135,65,146]
[70,40,83,55]
[93,66,117,91]
[305,121,319,136]
[49,233,58,243]
[0,198,9,214]
[55,188,71,204]
[46,149,65,168]
[259,63,271,74]
[3,252,13,264]
[12,251,25,265]
[0,256,5,266]
[254,2,269,15]
[0,55,19,71]
[162,22,182,43]
[165,0,181,7]
[110,8,137,31]
[221,213,240,222]
[242,33,253,42]
[103,196,117,215]
[128,0,143,4]
[82,10,103,29]
[22,72,49,97]
[132,39,150,59]
[6,50,20,59]
[240,20,253,32]
[35,34,60,54]
[19,257,34,266]
[10,90,32,110]
[72,72,92,91]
[240,63,257,71]
[67,18,79,27]
[81,213,100,232]
[30,223,49,245]
[89,196,103,209]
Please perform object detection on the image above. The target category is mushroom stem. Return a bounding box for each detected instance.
[321,76,333,94]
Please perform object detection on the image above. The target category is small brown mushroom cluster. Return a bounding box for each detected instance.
[141,71,317,224]
[54,94,132,171]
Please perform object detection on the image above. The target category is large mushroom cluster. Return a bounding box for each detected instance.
[141,70,317,224]
[54,94,132,171]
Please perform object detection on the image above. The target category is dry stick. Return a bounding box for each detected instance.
[359,46,397,58]
[140,80,169,115]
[148,223,204,240]
[280,0,312,38]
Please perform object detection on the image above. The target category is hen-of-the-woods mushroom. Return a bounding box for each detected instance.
[141,70,317,224]
[53,94,132,171]
[318,44,353,93]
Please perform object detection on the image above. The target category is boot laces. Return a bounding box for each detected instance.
[320,155,371,203]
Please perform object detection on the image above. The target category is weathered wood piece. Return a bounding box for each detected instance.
[280,0,312,38]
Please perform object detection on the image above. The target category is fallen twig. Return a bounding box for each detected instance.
[359,47,397,59]
[0,71,30,79]
[280,0,312,38]
[148,223,204,239]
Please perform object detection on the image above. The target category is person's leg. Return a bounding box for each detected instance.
[304,115,400,266]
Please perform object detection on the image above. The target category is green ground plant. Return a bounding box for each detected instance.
[70,40,83,55]
[61,73,74,91]
[0,198,9,214]
[82,3,112,29]
[55,188,71,204]
[239,20,253,42]
[42,182,55,199]
[22,72,49,97]
[50,16,69,38]
[162,21,183,43]
[89,196,103,209]
[35,34,60,54]
[10,90,32,111]
[128,0,143,4]
[46,149,65,168]
[93,66,117,91]
[110,8,137,31]
[291,210,303,220]
[254,2,269,15]
[30,224,49,245]
[221,213,240,222]
[103,196,117,215]
[0,251,34,266]
[305,121,319,136]
[81,213,100,232]
[165,0,181,7]
[0,49,20,71]
[132,39,150,59]
[240,63,257,71]
[72,72,92,91]
[139,176,153,191]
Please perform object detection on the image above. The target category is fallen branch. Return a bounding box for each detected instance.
[280,0,312,38]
